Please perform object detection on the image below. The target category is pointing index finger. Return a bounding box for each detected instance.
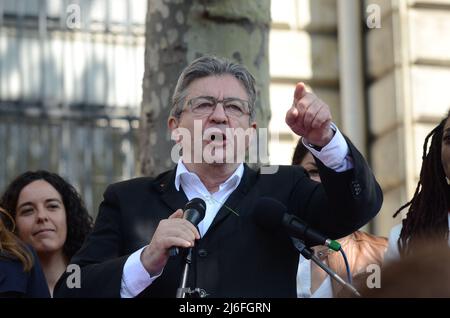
[294,82,307,103]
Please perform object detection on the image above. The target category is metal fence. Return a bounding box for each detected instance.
[0,0,147,217]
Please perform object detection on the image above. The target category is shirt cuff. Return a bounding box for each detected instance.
[120,245,162,298]
[302,123,354,172]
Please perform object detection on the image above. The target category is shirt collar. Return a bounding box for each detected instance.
[174,158,244,192]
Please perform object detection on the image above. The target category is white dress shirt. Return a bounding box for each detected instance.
[120,124,352,297]
[174,159,244,238]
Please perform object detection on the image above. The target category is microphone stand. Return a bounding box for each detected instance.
[295,241,361,297]
[175,248,208,298]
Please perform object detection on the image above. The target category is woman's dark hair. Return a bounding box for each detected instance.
[292,139,310,165]
[393,111,450,255]
[0,170,93,260]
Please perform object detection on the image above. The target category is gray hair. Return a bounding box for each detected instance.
[170,55,257,121]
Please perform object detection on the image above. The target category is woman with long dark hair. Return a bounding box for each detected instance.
[1,170,93,296]
[385,111,450,260]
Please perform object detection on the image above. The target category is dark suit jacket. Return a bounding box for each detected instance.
[55,140,382,298]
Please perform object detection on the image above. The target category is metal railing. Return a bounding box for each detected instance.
[0,0,147,217]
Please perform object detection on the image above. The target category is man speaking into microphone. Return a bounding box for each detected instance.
[55,56,382,298]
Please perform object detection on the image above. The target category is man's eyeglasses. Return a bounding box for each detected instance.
[186,96,250,117]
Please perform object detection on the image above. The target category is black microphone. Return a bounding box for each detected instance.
[252,197,341,251]
[169,198,207,257]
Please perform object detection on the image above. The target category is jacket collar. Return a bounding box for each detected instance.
[152,164,258,225]
[174,159,244,193]
[152,167,188,214]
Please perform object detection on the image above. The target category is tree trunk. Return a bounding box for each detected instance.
[140,0,271,177]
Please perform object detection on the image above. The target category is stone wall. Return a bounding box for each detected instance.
[366,0,450,236]
[269,0,450,236]
[269,0,340,165]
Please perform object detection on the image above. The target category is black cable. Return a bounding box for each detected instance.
[339,247,352,284]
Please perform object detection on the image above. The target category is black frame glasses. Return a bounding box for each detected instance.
[186,96,250,117]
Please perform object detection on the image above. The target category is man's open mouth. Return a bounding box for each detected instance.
[205,129,227,145]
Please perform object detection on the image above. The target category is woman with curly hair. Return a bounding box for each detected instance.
[0,206,50,297]
[1,170,93,296]
[385,110,450,261]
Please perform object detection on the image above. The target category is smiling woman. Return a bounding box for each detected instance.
[0,171,93,296]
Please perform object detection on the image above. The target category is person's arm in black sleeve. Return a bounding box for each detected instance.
[285,82,382,239]
[290,135,382,240]
[54,184,128,298]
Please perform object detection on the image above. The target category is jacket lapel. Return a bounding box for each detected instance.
[153,166,189,214]
[153,164,259,232]
[207,164,258,232]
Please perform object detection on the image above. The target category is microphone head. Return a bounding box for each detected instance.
[184,197,207,226]
[252,197,287,231]
[185,197,206,213]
